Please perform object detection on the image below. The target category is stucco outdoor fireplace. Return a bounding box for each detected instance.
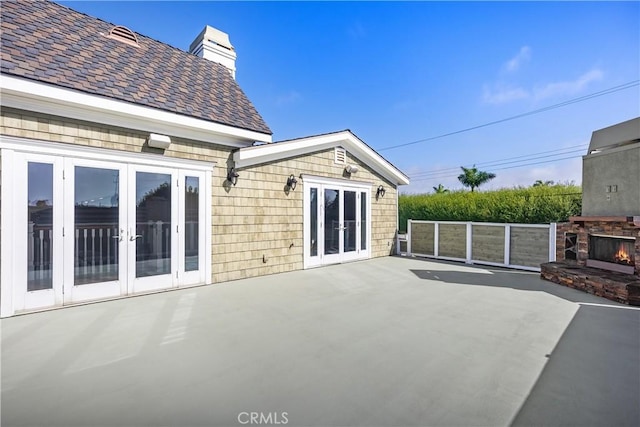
[540,117,640,305]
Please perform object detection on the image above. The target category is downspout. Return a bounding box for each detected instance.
[396,184,399,253]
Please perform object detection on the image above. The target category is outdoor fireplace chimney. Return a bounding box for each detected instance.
[189,26,237,79]
[581,117,640,216]
[541,118,640,306]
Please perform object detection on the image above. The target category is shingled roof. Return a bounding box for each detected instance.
[0,0,272,136]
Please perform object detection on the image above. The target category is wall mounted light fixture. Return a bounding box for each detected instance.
[286,174,298,190]
[345,164,359,174]
[376,185,386,198]
[147,133,171,150]
[227,168,239,186]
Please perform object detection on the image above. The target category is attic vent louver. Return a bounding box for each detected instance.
[334,147,346,165]
[107,25,139,47]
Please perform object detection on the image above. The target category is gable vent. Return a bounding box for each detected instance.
[107,25,139,47]
[334,147,346,164]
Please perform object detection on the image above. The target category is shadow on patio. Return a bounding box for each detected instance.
[410,260,640,426]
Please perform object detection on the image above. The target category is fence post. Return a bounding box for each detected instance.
[433,222,439,258]
[504,224,511,266]
[407,219,412,257]
[548,223,557,262]
[465,222,472,264]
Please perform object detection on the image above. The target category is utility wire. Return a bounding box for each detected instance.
[379,80,639,151]
[410,144,588,178]
[410,154,582,182]
[411,148,585,178]
[412,148,585,178]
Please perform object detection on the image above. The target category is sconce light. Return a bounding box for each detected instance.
[376,185,386,198]
[147,133,171,150]
[227,168,239,186]
[345,164,359,174]
[286,174,298,190]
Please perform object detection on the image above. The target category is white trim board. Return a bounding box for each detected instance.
[233,131,410,186]
[0,136,215,171]
[301,174,373,188]
[1,75,272,147]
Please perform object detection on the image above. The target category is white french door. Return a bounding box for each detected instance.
[10,152,64,311]
[128,165,177,293]
[303,177,370,268]
[1,140,211,316]
[128,168,208,292]
[63,158,128,303]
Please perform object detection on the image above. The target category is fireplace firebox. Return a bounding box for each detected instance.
[587,234,636,274]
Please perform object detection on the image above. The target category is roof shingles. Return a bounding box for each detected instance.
[0,0,272,136]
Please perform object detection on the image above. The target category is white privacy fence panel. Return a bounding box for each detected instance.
[405,220,556,272]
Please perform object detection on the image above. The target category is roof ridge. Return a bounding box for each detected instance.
[274,129,352,144]
[2,0,272,135]
[50,0,221,68]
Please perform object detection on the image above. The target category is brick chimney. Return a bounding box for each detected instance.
[189,26,237,79]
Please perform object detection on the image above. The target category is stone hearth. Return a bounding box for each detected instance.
[541,216,640,306]
[541,262,640,306]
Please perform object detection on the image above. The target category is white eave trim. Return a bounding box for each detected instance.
[233,131,410,185]
[0,74,272,147]
[0,135,215,171]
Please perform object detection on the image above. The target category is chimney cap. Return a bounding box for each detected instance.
[189,25,234,53]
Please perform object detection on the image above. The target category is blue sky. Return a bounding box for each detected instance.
[60,1,639,193]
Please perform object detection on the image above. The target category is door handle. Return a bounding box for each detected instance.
[129,229,142,241]
[112,228,125,242]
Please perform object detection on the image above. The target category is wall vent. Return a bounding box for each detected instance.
[107,25,139,47]
[334,147,346,165]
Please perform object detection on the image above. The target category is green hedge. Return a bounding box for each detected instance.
[398,185,581,232]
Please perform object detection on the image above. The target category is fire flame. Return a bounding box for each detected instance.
[614,243,633,265]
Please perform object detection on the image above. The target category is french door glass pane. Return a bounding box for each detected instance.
[310,188,318,257]
[361,192,367,251]
[344,191,356,252]
[324,189,339,255]
[185,176,199,272]
[136,172,171,278]
[74,166,120,285]
[27,162,53,291]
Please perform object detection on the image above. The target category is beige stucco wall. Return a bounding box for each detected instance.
[1,107,399,285]
[582,145,640,216]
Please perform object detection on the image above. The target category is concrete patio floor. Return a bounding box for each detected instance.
[2,256,639,427]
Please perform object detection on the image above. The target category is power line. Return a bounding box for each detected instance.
[401,192,582,197]
[410,144,588,178]
[379,80,639,151]
[523,192,582,197]
[411,154,582,182]
[492,154,581,171]
[413,148,585,177]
